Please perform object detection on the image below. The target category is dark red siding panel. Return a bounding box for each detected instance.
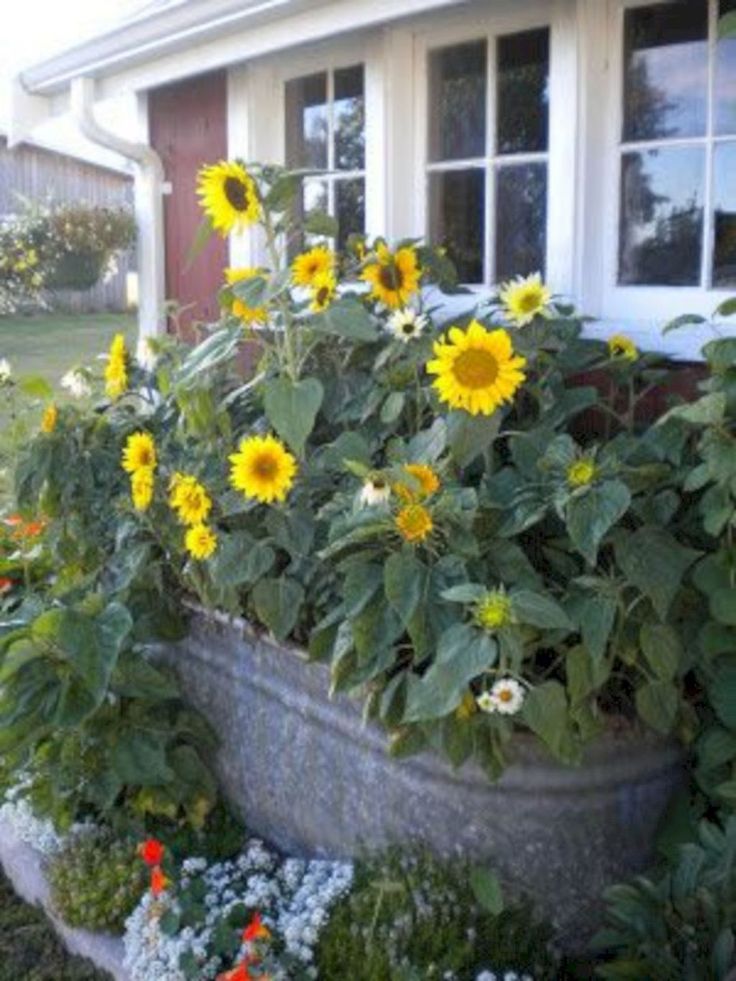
[149,71,228,339]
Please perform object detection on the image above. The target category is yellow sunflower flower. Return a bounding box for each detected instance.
[224,267,268,324]
[474,589,515,631]
[567,457,597,488]
[185,523,218,561]
[169,474,212,526]
[292,246,335,288]
[395,503,433,544]
[608,333,638,362]
[197,161,261,236]
[229,434,297,504]
[395,463,440,503]
[362,244,421,309]
[131,466,154,512]
[105,333,128,399]
[310,272,337,313]
[41,403,58,434]
[498,273,552,326]
[122,432,157,474]
[426,320,526,417]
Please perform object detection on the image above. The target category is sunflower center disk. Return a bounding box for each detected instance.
[379,265,402,291]
[224,176,249,212]
[253,454,278,479]
[452,348,499,390]
[519,290,541,313]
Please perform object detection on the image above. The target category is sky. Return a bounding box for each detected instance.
[0,0,146,169]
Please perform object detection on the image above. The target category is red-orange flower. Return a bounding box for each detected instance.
[138,838,165,867]
[21,520,45,538]
[0,577,14,594]
[217,958,269,981]
[242,911,271,944]
[150,866,168,897]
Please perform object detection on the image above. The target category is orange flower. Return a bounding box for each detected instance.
[242,911,271,944]
[2,515,23,528]
[150,865,168,897]
[138,838,165,867]
[0,577,14,594]
[21,520,45,538]
[217,959,265,981]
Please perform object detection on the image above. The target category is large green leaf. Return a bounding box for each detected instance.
[447,411,501,468]
[511,589,572,630]
[263,376,324,456]
[635,680,679,734]
[639,623,682,681]
[112,651,180,700]
[522,681,577,762]
[111,730,174,786]
[210,532,275,588]
[711,588,736,626]
[252,576,305,641]
[567,480,631,565]
[617,527,701,620]
[384,551,426,627]
[311,297,378,341]
[709,665,736,728]
[575,594,617,661]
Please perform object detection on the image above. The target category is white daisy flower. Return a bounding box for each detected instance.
[0,358,11,383]
[387,308,427,343]
[489,677,526,715]
[60,367,92,399]
[476,691,495,714]
[136,336,159,372]
[359,476,391,507]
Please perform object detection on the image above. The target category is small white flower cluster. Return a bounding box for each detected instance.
[60,367,93,399]
[123,838,353,981]
[475,972,534,981]
[476,678,526,716]
[0,779,95,856]
[0,358,11,384]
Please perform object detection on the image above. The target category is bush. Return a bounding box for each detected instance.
[48,830,148,934]
[315,848,560,980]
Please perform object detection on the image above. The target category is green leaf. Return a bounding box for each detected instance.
[522,681,577,762]
[447,411,501,468]
[662,312,707,335]
[303,210,339,237]
[263,376,324,456]
[639,624,682,681]
[384,551,426,627]
[617,527,701,620]
[185,214,214,268]
[710,587,736,626]
[715,298,736,318]
[111,651,180,700]
[311,297,378,341]
[175,325,243,387]
[407,418,447,463]
[230,273,268,307]
[719,10,736,39]
[709,665,736,728]
[210,532,275,588]
[111,730,174,786]
[635,680,679,734]
[511,589,572,630]
[380,391,405,424]
[440,583,486,604]
[252,576,304,641]
[567,480,631,565]
[575,594,617,661]
[469,866,505,915]
[18,375,54,400]
[659,392,726,426]
[566,646,610,706]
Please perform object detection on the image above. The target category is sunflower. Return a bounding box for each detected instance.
[105,333,128,399]
[362,244,421,309]
[292,246,335,288]
[41,403,57,434]
[395,463,440,502]
[608,333,638,362]
[387,308,427,343]
[567,457,597,488]
[122,432,157,474]
[197,161,261,236]
[169,474,212,525]
[185,523,218,561]
[229,434,297,504]
[498,273,551,326]
[310,272,337,313]
[395,503,433,544]
[131,467,154,512]
[474,589,515,631]
[224,267,268,324]
[426,320,526,416]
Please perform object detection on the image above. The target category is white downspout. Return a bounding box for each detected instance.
[70,76,166,339]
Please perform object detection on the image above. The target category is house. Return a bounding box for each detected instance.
[8,0,736,359]
[0,129,134,312]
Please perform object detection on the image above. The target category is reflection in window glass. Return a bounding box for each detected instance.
[713,142,736,287]
[285,73,328,169]
[619,147,704,286]
[336,179,365,250]
[495,164,547,280]
[497,29,550,154]
[334,65,365,170]
[429,169,484,282]
[428,42,487,161]
[623,3,708,142]
[716,0,736,134]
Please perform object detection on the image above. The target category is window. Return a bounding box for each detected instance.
[285,64,366,250]
[618,0,736,290]
[425,28,550,284]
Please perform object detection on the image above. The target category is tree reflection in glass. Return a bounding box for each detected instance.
[334,66,365,171]
[285,73,328,169]
[495,164,547,280]
[428,42,487,161]
[429,169,484,283]
[336,179,365,250]
[497,29,549,154]
[713,142,736,287]
[716,0,736,134]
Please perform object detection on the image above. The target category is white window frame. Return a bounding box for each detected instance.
[408,0,577,294]
[600,0,736,325]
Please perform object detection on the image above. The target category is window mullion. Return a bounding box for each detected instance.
[702,0,718,289]
[485,34,497,286]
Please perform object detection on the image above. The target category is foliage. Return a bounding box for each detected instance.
[0,866,110,980]
[593,816,736,980]
[315,848,560,980]
[48,829,148,933]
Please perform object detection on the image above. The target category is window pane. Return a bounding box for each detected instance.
[619,148,704,286]
[285,72,328,169]
[336,179,365,250]
[429,169,484,282]
[334,65,365,170]
[623,2,708,142]
[713,142,736,288]
[716,0,736,134]
[495,163,547,281]
[497,29,550,155]
[428,42,487,162]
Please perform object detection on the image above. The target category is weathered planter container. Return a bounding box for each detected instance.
[166,610,683,946]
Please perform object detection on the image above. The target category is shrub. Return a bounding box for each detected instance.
[48,830,147,934]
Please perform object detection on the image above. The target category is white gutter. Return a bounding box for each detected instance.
[71,76,165,339]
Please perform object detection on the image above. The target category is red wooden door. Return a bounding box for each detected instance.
[149,71,228,339]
